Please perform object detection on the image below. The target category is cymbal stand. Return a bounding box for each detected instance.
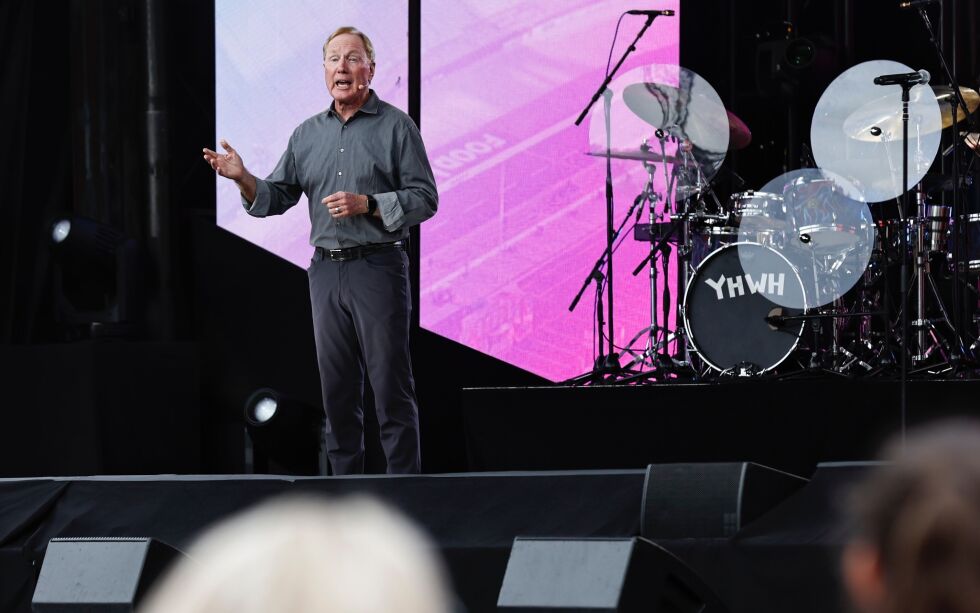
[912,4,978,366]
[909,195,965,367]
[623,145,663,367]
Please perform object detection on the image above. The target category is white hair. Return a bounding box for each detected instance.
[139,495,452,613]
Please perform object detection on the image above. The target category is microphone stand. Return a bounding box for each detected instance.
[898,80,913,444]
[912,6,977,363]
[570,14,663,382]
[565,185,649,385]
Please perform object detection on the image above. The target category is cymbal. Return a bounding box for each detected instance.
[844,92,942,143]
[586,148,692,165]
[932,86,980,128]
[727,110,752,150]
[813,60,941,203]
[621,81,730,152]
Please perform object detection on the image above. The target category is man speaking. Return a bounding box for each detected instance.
[203,26,438,474]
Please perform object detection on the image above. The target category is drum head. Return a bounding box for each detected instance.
[684,243,806,372]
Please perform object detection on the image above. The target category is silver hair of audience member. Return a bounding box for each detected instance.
[139,495,452,613]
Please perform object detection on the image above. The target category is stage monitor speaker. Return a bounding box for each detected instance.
[497,537,728,613]
[642,462,808,539]
[32,537,184,612]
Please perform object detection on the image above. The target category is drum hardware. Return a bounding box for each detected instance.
[909,4,979,369]
[622,142,680,376]
[564,179,652,384]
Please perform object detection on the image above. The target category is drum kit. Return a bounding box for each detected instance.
[569,55,980,383]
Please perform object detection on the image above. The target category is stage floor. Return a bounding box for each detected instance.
[0,466,864,613]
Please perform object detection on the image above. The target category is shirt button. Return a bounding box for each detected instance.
[340,148,344,152]
[338,171,342,176]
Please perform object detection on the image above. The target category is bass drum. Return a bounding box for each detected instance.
[683,242,807,373]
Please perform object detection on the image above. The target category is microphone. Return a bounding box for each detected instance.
[765,314,786,327]
[898,0,939,8]
[873,69,930,86]
[626,9,675,16]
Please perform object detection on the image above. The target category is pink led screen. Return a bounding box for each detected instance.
[215,2,682,382]
[214,0,408,268]
[420,2,681,381]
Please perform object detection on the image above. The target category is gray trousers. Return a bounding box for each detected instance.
[307,246,420,475]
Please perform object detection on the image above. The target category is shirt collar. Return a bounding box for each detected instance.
[328,90,380,119]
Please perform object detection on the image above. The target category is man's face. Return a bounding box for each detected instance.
[323,33,375,106]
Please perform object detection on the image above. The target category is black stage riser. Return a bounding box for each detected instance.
[461,380,980,475]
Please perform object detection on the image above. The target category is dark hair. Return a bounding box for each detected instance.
[848,420,980,613]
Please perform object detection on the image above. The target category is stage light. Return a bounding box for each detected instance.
[245,389,279,426]
[243,388,324,475]
[51,219,71,244]
[784,38,815,69]
[48,215,143,337]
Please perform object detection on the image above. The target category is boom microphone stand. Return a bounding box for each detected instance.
[873,72,920,442]
[569,11,672,383]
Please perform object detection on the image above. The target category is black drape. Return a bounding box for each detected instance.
[0,0,72,343]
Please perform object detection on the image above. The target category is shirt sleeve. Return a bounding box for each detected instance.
[375,120,439,232]
[242,134,304,217]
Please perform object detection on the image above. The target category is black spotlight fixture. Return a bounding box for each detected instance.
[49,215,144,338]
[755,21,816,98]
[244,388,324,476]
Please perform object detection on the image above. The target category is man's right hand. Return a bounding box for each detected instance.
[203,139,256,202]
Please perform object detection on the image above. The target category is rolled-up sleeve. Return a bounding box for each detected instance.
[242,134,304,217]
[376,121,438,232]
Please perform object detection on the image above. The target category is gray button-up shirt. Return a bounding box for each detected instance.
[243,91,438,249]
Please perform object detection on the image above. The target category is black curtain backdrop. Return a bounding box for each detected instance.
[0,0,71,344]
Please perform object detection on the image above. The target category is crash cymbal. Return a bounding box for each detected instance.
[585,148,692,165]
[812,60,941,203]
[727,110,752,150]
[621,80,730,156]
[932,86,980,128]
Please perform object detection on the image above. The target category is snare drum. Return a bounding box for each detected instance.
[684,242,806,373]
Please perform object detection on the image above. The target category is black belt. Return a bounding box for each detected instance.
[315,241,405,262]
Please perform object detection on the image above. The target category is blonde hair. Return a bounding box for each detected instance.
[139,495,451,613]
[323,27,376,64]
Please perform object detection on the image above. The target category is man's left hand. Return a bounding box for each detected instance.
[322,191,368,219]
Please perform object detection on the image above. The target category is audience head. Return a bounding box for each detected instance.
[843,420,980,613]
[139,494,452,613]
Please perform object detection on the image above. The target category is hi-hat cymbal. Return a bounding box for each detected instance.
[585,148,692,165]
[932,85,980,128]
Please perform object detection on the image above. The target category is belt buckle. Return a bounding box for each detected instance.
[326,248,350,262]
